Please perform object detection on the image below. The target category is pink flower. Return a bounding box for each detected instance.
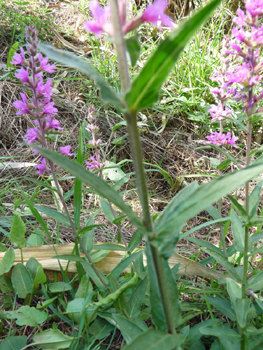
[60,145,73,156]
[233,9,246,27]
[247,289,253,294]
[34,116,63,131]
[34,157,48,175]
[41,99,58,115]
[142,0,173,28]
[226,132,239,148]
[13,92,31,115]
[232,27,246,42]
[24,128,41,144]
[36,78,53,97]
[208,104,232,121]
[15,67,30,83]
[86,155,102,170]
[205,132,238,148]
[10,47,26,65]
[38,53,55,73]
[84,0,112,37]
[226,64,250,86]
[245,0,263,17]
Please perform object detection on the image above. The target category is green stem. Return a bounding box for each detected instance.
[109,0,177,340]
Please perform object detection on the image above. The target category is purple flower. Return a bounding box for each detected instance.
[60,145,73,156]
[142,0,173,28]
[24,127,41,144]
[15,67,30,83]
[86,155,102,170]
[10,47,26,65]
[245,0,263,17]
[36,78,53,97]
[84,0,112,37]
[226,132,239,148]
[41,99,58,115]
[208,104,232,121]
[247,289,253,294]
[34,116,63,131]
[226,64,250,86]
[232,27,246,42]
[38,53,56,73]
[13,93,31,115]
[233,9,246,27]
[205,132,238,148]
[34,157,48,175]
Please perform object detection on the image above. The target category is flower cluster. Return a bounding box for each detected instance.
[12,26,73,175]
[85,107,105,172]
[206,36,239,148]
[84,0,174,37]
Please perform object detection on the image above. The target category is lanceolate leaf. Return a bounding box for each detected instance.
[34,147,145,233]
[122,328,185,350]
[154,163,263,240]
[38,43,124,110]
[125,0,221,112]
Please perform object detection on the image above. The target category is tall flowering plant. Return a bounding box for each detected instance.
[11,26,73,176]
[11,0,263,348]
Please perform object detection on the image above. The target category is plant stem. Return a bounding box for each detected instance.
[109,0,178,340]
[108,0,130,93]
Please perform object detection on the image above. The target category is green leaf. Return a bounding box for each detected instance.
[207,296,236,321]
[187,236,224,256]
[88,317,115,340]
[235,298,251,328]
[34,147,145,233]
[100,198,115,223]
[81,262,108,289]
[0,248,15,275]
[66,298,97,324]
[92,243,127,251]
[38,43,124,110]
[80,215,95,252]
[247,271,263,292]
[145,243,166,330]
[231,210,252,253]
[10,215,26,248]
[127,276,148,319]
[125,0,221,112]
[0,335,27,350]
[102,161,126,181]
[227,279,242,307]
[74,129,83,229]
[26,257,46,287]
[110,250,143,278]
[112,314,144,344]
[128,230,143,252]
[154,162,263,240]
[249,180,263,219]
[183,319,216,349]
[7,42,19,68]
[11,263,33,298]
[49,282,72,293]
[75,275,92,299]
[32,329,74,350]
[163,259,181,327]
[35,206,71,227]
[199,324,240,345]
[10,305,47,326]
[154,181,198,238]
[217,159,232,170]
[227,195,248,220]
[247,113,263,123]
[18,187,52,242]
[122,328,185,350]
[204,249,241,281]
[126,33,141,67]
